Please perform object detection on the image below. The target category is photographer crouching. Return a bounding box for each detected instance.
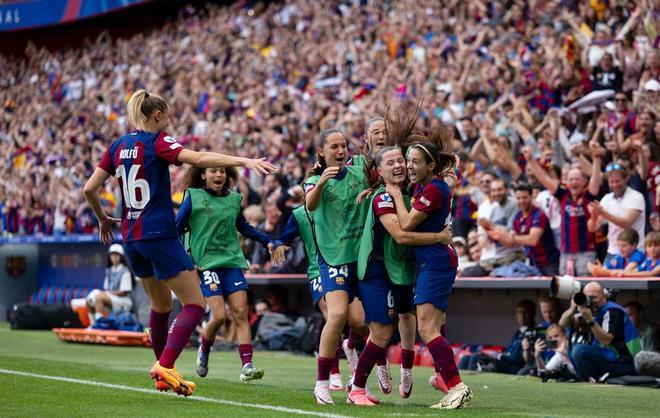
[558,282,640,382]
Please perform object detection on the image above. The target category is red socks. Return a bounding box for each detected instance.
[148,309,170,360]
[427,336,462,389]
[159,304,204,369]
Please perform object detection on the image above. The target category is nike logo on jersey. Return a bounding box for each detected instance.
[234,281,243,286]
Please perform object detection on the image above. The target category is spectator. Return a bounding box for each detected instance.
[250,202,283,273]
[588,229,646,276]
[531,324,576,379]
[588,163,646,261]
[86,244,134,325]
[264,284,297,317]
[624,301,660,353]
[250,299,271,338]
[489,184,560,276]
[608,231,660,277]
[559,282,639,381]
[522,146,602,276]
[477,178,523,275]
[460,299,536,375]
[538,296,561,328]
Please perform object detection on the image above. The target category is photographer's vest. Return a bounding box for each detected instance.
[185,188,249,270]
[292,206,320,280]
[306,166,368,266]
[594,301,641,361]
[357,186,416,286]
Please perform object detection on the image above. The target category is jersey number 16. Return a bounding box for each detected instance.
[117,165,151,210]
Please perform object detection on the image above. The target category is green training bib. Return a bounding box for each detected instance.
[186,188,249,270]
[305,165,368,266]
[357,185,416,285]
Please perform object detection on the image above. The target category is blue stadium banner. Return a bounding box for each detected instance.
[0,0,153,32]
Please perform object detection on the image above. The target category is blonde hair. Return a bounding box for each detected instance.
[126,90,168,130]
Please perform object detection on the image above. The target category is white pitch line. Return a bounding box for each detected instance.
[0,368,353,418]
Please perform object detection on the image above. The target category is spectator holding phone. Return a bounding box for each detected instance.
[533,324,576,377]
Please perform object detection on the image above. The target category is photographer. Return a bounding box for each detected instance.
[532,324,576,379]
[559,282,640,381]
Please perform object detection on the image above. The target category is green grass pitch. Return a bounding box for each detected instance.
[0,324,658,417]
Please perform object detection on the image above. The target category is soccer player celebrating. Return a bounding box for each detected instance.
[348,146,452,406]
[176,166,271,382]
[84,90,276,396]
[385,110,473,409]
[304,129,369,405]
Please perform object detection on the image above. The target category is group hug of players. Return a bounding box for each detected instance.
[84,91,472,410]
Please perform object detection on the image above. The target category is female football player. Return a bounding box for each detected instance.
[385,104,472,409]
[304,129,369,404]
[347,146,452,406]
[176,166,272,382]
[84,90,276,396]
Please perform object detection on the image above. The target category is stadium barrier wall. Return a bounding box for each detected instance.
[1,238,658,344]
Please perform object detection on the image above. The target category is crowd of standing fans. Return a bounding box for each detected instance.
[1,0,658,275]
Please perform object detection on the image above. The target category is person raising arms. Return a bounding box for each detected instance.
[84,90,276,396]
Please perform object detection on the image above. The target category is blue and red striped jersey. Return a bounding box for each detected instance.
[452,175,477,222]
[410,179,457,268]
[513,207,560,268]
[553,187,597,253]
[98,130,184,242]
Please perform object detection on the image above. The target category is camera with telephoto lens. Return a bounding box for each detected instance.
[550,276,591,306]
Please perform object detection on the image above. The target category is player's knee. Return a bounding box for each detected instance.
[326,308,348,328]
[231,304,248,323]
[417,320,435,341]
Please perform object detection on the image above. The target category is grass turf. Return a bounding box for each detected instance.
[0,324,658,417]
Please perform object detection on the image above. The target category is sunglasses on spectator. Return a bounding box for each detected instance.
[605,163,622,173]
[614,98,626,102]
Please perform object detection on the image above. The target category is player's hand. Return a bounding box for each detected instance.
[99,216,120,245]
[318,166,340,185]
[437,227,453,245]
[385,184,402,200]
[356,188,373,205]
[246,158,278,176]
[271,245,289,266]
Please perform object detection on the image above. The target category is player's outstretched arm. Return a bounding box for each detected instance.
[177,149,277,176]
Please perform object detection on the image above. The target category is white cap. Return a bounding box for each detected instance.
[644,79,660,92]
[109,244,124,256]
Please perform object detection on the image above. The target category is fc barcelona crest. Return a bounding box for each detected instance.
[5,256,26,277]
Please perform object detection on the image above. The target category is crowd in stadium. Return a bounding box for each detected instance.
[1,0,659,277]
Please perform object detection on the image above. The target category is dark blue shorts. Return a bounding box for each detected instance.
[198,268,248,298]
[358,260,414,325]
[308,276,324,307]
[124,238,194,280]
[317,255,357,300]
[413,264,457,311]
